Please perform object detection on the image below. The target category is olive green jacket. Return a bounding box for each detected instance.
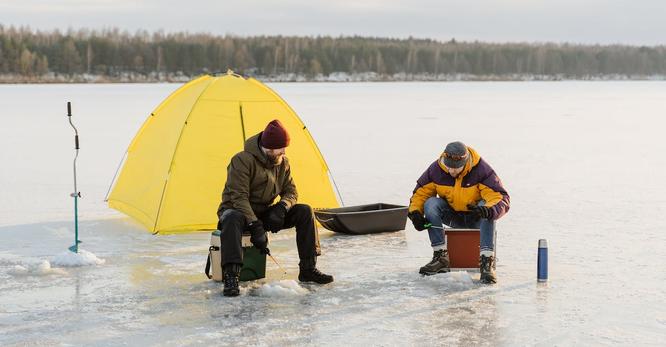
[217,132,297,223]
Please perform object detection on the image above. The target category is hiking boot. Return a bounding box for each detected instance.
[298,257,334,284]
[419,249,450,275]
[479,255,497,284]
[222,263,241,297]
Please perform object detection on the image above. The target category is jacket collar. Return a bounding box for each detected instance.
[245,132,275,168]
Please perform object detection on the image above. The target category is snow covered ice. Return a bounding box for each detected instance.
[1,82,666,346]
[51,249,106,267]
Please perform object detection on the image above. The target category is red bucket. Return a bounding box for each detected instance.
[446,228,481,269]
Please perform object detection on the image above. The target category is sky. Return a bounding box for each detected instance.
[1,0,665,45]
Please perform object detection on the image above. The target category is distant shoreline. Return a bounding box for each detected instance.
[2,72,665,84]
[5,27,666,84]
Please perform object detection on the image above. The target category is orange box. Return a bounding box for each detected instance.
[446,228,482,269]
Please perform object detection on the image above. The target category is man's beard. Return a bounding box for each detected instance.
[267,154,283,165]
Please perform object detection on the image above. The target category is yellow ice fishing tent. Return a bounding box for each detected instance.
[107,71,340,234]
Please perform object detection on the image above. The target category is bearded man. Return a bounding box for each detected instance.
[216,119,334,297]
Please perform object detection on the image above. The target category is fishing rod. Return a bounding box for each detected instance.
[267,252,287,275]
[67,102,82,253]
[424,223,444,229]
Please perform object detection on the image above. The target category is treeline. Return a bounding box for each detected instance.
[1,25,666,81]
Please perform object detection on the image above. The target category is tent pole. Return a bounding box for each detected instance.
[103,151,127,202]
[329,173,345,207]
[239,103,246,141]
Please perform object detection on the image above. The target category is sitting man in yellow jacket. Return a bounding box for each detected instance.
[408,141,510,284]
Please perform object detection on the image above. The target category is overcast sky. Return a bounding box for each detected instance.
[1,0,664,45]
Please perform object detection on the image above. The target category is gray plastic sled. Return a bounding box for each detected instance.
[314,203,408,234]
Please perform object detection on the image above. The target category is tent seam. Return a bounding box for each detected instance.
[154,77,215,231]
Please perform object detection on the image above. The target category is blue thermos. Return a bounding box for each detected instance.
[537,239,548,282]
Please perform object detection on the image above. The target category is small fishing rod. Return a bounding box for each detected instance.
[67,102,82,253]
[266,250,287,275]
[424,223,445,229]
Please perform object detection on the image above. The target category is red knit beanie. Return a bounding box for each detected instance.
[261,119,290,149]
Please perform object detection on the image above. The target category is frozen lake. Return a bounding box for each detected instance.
[1,81,665,346]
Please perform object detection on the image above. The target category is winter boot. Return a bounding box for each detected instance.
[222,263,241,297]
[298,257,334,284]
[479,255,497,284]
[419,249,450,275]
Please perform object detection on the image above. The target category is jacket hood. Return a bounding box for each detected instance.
[244,132,271,167]
[438,146,481,177]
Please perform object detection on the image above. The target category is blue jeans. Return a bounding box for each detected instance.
[423,197,495,252]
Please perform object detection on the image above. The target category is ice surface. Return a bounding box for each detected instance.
[8,260,68,277]
[1,82,665,346]
[250,280,310,297]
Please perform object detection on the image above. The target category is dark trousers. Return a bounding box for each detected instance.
[217,204,321,266]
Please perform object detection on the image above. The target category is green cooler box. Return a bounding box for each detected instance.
[207,230,266,281]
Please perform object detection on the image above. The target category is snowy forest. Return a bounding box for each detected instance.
[2,26,666,82]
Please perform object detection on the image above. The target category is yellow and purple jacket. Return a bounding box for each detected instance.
[409,147,510,220]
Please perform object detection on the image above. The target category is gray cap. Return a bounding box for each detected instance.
[442,141,469,169]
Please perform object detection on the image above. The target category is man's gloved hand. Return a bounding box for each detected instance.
[408,211,428,231]
[467,204,492,219]
[264,201,288,233]
[248,220,269,253]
